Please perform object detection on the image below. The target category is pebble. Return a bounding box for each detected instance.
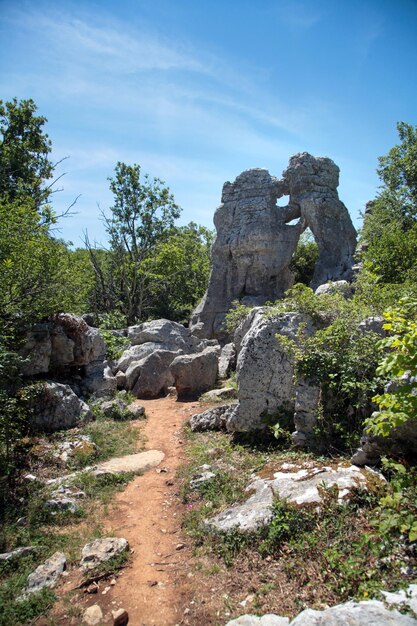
[112,607,129,626]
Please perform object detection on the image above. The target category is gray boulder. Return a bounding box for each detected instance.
[22,551,66,595]
[80,537,129,571]
[314,280,353,297]
[190,404,234,432]
[290,600,417,625]
[127,318,204,353]
[30,382,92,432]
[170,346,220,399]
[227,311,314,433]
[218,343,236,379]
[226,601,417,626]
[125,349,179,398]
[0,546,36,563]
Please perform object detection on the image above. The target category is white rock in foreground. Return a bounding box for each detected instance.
[226,599,417,626]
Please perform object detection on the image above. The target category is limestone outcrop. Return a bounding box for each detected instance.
[190,153,356,340]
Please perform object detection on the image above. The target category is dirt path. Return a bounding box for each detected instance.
[97,396,205,626]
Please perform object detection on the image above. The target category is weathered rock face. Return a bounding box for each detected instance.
[226,311,315,433]
[190,169,302,340]
[283,152,357,289]
[22,551,67,596]
[20,314,106,376]
[30,382,92,432]
[225,600,417,626]
[207,464,384,534]
[170,346,220,399]
[190,154,356,340]
[80,537,129,571]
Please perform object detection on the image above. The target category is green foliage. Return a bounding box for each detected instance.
[0,584,55,626]
[86,161,181,325]
[146,222,213,321]
[364,297,417,437]
[98,330,130,360]
[359,122,417,284]
[0,97,53,213]
[289,228,319,286]
[223,300,253,335]
[270,285,383,451]
[373,459,417,543]
[259,497,311,556]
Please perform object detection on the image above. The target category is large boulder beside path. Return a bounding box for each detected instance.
[30,382,92,433]
[170,346,220,399]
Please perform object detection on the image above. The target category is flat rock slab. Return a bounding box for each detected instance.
[96,450,165,474]
[226,600,417,626]
[207,465,383,533]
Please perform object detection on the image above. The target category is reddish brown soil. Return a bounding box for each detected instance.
[97,396,204,626]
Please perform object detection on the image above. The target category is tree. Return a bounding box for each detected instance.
[87,162,182,324]
[146,222,213,321]
[359,122,417,284]
[0,98,54,218]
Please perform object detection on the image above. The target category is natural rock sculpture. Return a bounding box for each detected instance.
[190,153,356,340]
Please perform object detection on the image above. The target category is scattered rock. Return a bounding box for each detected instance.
[314,280,353,297]
[80,537,129,571]
[190,404,233,432]
[53,435,97,464]
[190,470,216,490]
[96,450,165,474]
[99,398,128,418]
[112,607,129,626]
[0,546,36,563]
[22,551,66,595]
[127,403,145,419]
[202,387,238,401]
[83,604,104,625]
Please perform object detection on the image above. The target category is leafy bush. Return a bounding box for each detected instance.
[223,300,253,335]
[364,297,417,437]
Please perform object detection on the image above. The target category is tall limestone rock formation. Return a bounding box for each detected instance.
[190,153,357,340]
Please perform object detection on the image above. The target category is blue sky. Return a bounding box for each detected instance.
[1,0,416,246]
